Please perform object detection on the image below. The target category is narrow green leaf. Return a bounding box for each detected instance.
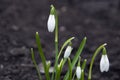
[31,48,42,80]
[72,72,76,80]
[80,72,84,80]
[64,37,87,80]
[55,58,66,80]
[77,57,81,66]
[81,59,87,70]
[68,58,72,80]
[81,59,87,80]
[35,32,50,80]
[46,61,51,75]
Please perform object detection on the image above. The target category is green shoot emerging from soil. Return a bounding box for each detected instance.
[31,5,110,80]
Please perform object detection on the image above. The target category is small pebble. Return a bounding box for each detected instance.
[0,64,4,69]
[10,46,29,56]
[60,26,66,32]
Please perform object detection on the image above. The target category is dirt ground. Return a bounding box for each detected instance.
[0,0,120,80]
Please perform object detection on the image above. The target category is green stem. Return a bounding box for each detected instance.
[88,43,107,80]
[31,48,42,80]
[51,5,59,80]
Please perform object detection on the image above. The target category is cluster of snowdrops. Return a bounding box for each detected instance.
[31,5,110,80]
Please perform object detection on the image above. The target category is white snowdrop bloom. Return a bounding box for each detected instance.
[100,54,109,72]
[64,46,73,58]
[47,14,55,32]
[76,66,82,79]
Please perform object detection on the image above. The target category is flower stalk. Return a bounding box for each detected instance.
[88,43,107,80]
[49,5,59,80]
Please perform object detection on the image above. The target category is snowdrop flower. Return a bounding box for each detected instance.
[76,66,82,79]
[64,46,73,58]
[47,14,55,32]
[100,54,109,72]
[47,5,56,32]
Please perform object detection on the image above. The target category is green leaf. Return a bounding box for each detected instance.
[81,59,87,80]
[68,58,72,80]
[55,58,66,80]
[35,32,50,80]
[81,59,87,70]
[64,37,87,80]
[31,48,42,80]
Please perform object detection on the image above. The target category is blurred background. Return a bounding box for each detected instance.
[0,0,120,80]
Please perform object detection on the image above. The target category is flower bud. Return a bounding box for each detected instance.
[47,14,55,32]
[100,54,109,72]
[64,46,73,58]
[76,66,82,79]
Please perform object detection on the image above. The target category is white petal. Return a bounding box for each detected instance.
[100,55,105,72]
[104,55,109,72]
[64,46,73,58]
[47,15,55,32]
[76,66,82,79]
[100,55,109,72]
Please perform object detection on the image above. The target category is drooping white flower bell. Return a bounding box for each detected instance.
[76,66,82,79]
[100,54,109,72]
[47,5,56,32]
[47,14,55,32]
[64,46,73,58]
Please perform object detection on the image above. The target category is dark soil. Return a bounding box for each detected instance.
[0,0,120,80]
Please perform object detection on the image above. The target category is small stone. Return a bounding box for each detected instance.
[60,26,66,32]
[9,46,29,56]
[11,25,20,31]
[61,6,67,12]
[0,64,4,69]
